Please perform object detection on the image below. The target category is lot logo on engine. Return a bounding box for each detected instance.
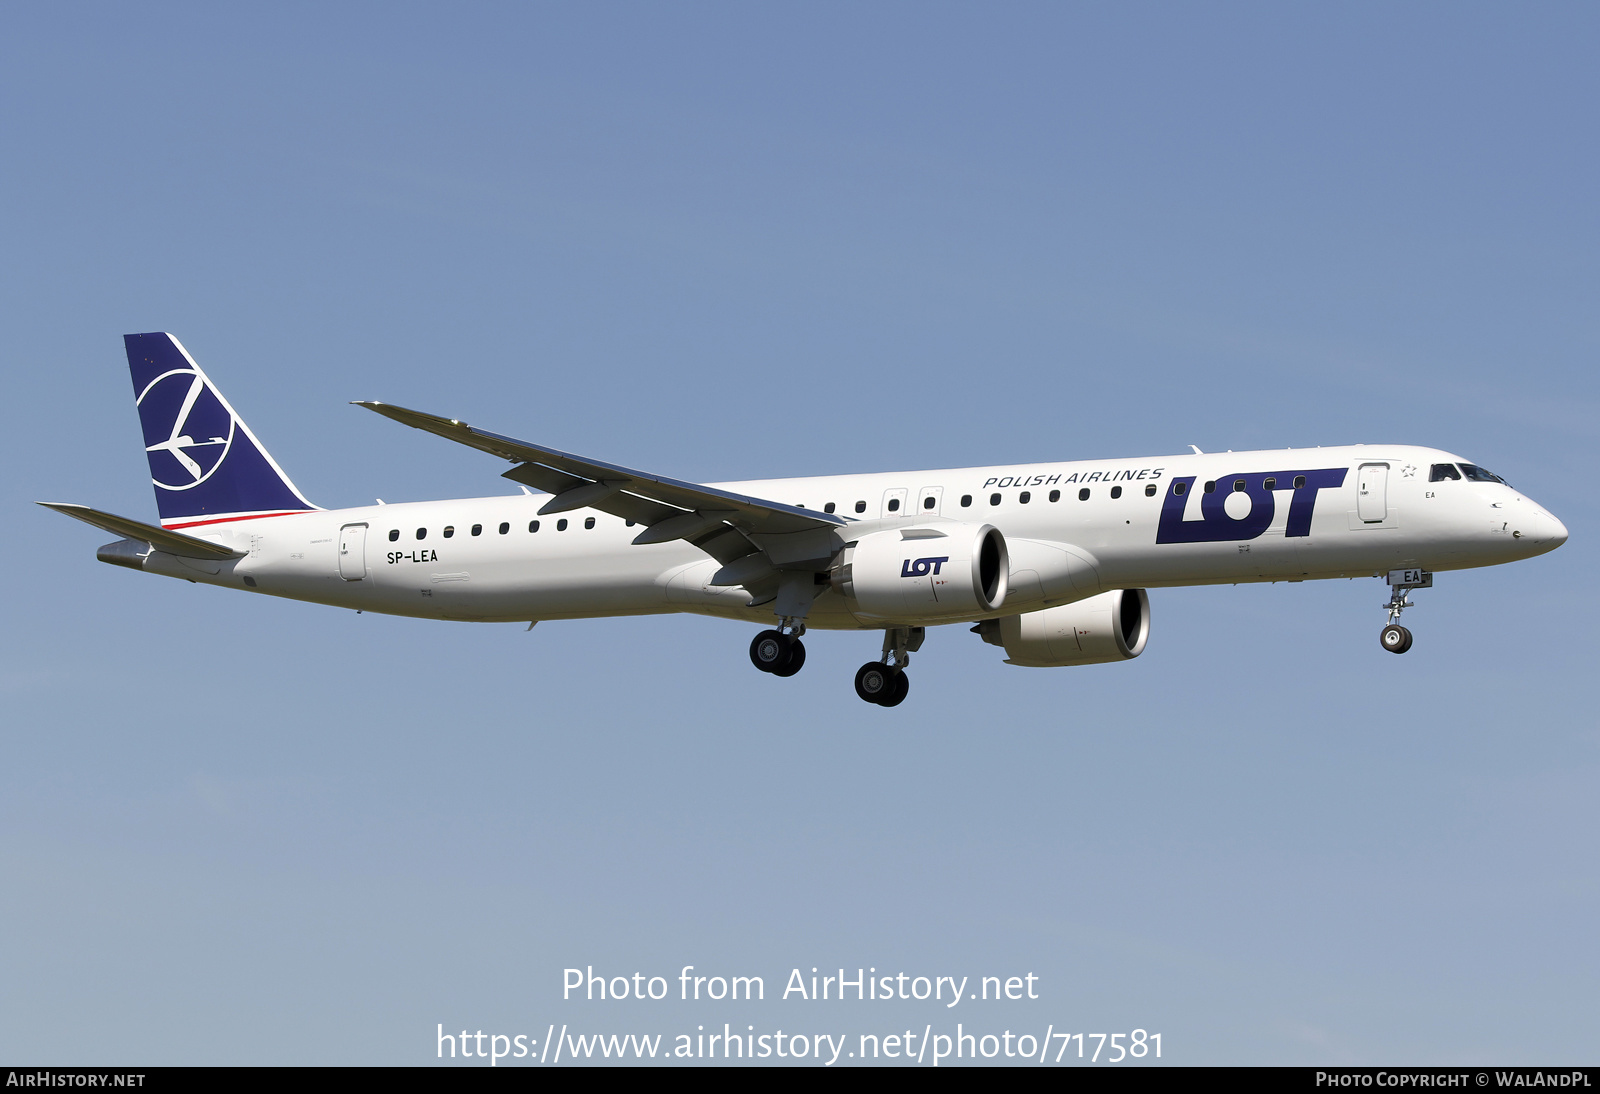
[1157,468,1347,544]
[901,556,950,577]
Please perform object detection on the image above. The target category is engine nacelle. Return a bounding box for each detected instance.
[1004,537,1103,609]
[977,589,1150,667]
[833,523,1008,622]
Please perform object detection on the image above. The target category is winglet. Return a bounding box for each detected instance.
[352,400,467,431]
[352,401,531,463]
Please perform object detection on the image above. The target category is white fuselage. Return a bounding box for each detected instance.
[139,444,1566,629]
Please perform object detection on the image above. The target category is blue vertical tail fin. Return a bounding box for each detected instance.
[125,333,319,528]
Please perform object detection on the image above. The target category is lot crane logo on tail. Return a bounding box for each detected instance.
[137,367,238,490]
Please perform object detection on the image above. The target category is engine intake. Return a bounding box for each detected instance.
[833,523,1008,622]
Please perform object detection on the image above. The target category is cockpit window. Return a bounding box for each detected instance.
[1429,464,1461,482]
[1458,464,1507,484]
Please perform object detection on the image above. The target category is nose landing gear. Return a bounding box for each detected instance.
[1379,568,1431,654]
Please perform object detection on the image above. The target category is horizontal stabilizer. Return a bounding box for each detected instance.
[38,502,246,560]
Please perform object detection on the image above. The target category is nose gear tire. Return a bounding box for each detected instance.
[1380,624,1413,654]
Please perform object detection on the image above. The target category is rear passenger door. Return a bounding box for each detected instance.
[338,523,368,580]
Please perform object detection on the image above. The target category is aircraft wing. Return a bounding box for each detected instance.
[354,402,846,562]
[38,502,247,559]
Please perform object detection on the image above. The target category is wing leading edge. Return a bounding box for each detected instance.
[353,401,846,567]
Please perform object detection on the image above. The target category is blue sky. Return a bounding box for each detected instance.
[2,2,1596,1065]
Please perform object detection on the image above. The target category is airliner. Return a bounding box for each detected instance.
[42,333,1569,707]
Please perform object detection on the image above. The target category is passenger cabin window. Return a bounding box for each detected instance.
[584,517,595,529]
[1173,482,1187,496]
[388,529,399,542]
[887,498,900,512]
[557,519,568,531]
[1019,491,1031,504]
[443,526,455,538]
[1293,475,1306,489]
[471,524,483,536]
[824,502,836,514]
[960,494,972,507]
[1263,477,1277,490]
[529,520,540,533]
[1144,483,1157,496]
[416,528,427,540]
[1110,486,1122,499]
[1049,490,1061,502]
[989,493,1001,506]
[1233,479,1245,492]
[1203,481,1216,494]
[923,496,935,509]
[1078,488,1090,501]
[854,500,866,514]
[1430,463,1462,481]
[499,522,510,534]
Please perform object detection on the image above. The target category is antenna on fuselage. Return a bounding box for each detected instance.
[1189,445,1204,455]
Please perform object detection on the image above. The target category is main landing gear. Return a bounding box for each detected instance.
[748,623,926,707]
[745,620,928,703]
[854,626,924,708]
[1379,568,1432,655]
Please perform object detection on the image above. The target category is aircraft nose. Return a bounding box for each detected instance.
[1543,511,1569,548]
[1521,509,1569,550]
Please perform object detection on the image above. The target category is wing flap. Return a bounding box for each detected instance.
[500,464,684,528]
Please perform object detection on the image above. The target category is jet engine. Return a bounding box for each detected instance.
[832,523,1008,622]
[975,588,1150,667]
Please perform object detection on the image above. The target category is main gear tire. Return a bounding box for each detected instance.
[854,662,894,703]
[750,629,791,673]
[771,638,806,677]
[879,669,910,707]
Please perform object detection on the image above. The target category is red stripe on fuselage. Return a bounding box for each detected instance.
[162,510,314,530]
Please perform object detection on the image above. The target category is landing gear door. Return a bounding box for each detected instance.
[882,488,909,519]
[916,486,943,517]
[1357,463,1389,523]
[338,523,368,580]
